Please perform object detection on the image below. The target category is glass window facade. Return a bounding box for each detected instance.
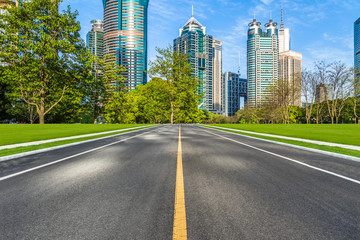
[355,17,360,74]
[103,0,149,89]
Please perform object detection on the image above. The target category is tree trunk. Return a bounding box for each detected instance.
[170,101,174,124]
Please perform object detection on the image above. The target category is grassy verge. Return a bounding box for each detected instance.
[0,126,153,158]
[202,125,360,158]
[0,124,150,146]
[207,124,360,147]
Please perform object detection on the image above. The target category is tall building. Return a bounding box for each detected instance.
[212,39,222,112]
[316,83,333,103]
[0,0,14,15]
[355,17,360,74]
[279,51,302,106]
[103,0,149,89]
[278,8,290,53]
[86,20,104,60]
[174,13,214,110]
[222,72,247,116]
[247,18,279,108]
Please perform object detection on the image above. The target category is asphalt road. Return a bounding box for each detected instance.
[0,125,359,239]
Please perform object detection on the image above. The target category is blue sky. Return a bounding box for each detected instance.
[61,0,360,77]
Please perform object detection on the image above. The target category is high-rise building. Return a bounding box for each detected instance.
[316,83,333,103]
[279,50,302,106]
[355,17,360,74]
[278,8,290,53]
[174,13,214,110]
[0,0,14,15]
[222,72,247,116]
[247,18,279,108]
[87,20,104,60]
[103,0,149,89]
[212,39,222,112]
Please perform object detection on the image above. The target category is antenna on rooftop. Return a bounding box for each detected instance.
[280,0,285,29]
[238,52,241,76]
[270,10,272,20]
[192,5,194,17]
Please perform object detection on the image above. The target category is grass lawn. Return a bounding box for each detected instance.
[0,128,151,157]
[205,124,360,146]
[0,124,151,146]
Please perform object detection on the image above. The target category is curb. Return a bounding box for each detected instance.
[198,125,360,163]
[0,126,157,162]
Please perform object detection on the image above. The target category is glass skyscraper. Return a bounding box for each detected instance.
[86,20,104,60]
[355,17,360,73]
[174,13,214,110]
[103,0,149,89]
[222,72,247,116]
[247,18,279,108]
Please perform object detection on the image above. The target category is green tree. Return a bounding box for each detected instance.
[0,0,88,124]
[148,46,204,124]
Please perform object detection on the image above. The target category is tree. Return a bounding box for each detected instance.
[81,54,126,124]
[322,62,352,124]
[0,0,88,124]
[148,46,204,124]
[302,70,317,124]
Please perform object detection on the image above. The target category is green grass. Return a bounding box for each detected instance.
[202,125,360,158]
[0,124,151,146]
[204,124,360,146]
[0,126,153,157]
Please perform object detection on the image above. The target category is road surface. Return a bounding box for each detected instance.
[0,125,359,239]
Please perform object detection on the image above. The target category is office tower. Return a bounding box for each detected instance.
[355,17,360,75]
[222,72,247,116]
[0,0,14,15]
[279,51,302,106]
[103,0,149,89]
[316,83,333,103]
[247,18,279,108]
[174,12,214,110]
[87,20,104,60]
[212,39,222,112]
[278,8,290,53]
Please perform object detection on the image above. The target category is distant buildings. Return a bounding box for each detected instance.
[316,83,333,103]
[174,13,214,110]
[212,39,222,112]
[86,20,104,60]
[0,0,14,15]
[103,0,149,89]
[247,18,279,108]
[279,51,302,106]
[355,17,360,75]
[222,72,247,116]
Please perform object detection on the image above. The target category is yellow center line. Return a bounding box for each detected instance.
[173,126,187,240]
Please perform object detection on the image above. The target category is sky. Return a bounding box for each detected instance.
[61,0,360,77]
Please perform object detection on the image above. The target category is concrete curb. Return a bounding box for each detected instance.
[198,125,360,163]
[0,126,157,162]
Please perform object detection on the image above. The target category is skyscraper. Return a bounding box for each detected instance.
[247,18,279,108]
[103,0,149,89]
[279,50,302,106]
[87,20,104,60]
[355,17,360,74]
[212,39,222,112]
[174,13,214,110]
[222,72,247,116]
[278,8,290,53]
[0,0,14,15]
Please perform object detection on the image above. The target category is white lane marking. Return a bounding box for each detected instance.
[0,130,153,182]
[202,129,360,185]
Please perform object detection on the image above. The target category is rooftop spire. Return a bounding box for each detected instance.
[192,5,194,17]
[280,0,285,29]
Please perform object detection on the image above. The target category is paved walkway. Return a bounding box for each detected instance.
[205,125,360,152]
[0,126,151,150]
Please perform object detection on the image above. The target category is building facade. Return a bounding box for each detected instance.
[316,83,334,103]
[212,39,222,112]
[278,8,290,53]
[222,72,247,116]
[247,18,279,108]
[355,17,360,75]
[279,50,302,106]
[174,14,214,110]
[86,20,104,60]
[103,0,149,89]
